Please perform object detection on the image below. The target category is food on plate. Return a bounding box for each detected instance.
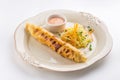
[48,16,64,24]
[60,23,94,48]
[89,44,92,51]
[25,23,87,63]
[45,14,67,33]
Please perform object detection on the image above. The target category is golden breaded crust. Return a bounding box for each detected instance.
[25,23,87,63]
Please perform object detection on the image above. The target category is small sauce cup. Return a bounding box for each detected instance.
[45,13,67,33]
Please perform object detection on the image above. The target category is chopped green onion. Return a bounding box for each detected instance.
[89,44,92,51]
[79,31,83,35]
[87,26,94,33]
[87,26,90,28]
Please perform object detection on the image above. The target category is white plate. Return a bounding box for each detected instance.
[14,10,113,71]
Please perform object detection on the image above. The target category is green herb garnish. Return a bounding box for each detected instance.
[89,44,92,51]
[79,31,83,35]
[87,26,94,33]
[87,26,90,28]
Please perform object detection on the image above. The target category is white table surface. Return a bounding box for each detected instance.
[0,0,120,80]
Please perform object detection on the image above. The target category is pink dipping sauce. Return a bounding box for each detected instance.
[48,17,64,24]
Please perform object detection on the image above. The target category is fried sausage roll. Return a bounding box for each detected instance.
[25,23,87,63]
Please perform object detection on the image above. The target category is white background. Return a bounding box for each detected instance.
[0,0,120,80]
